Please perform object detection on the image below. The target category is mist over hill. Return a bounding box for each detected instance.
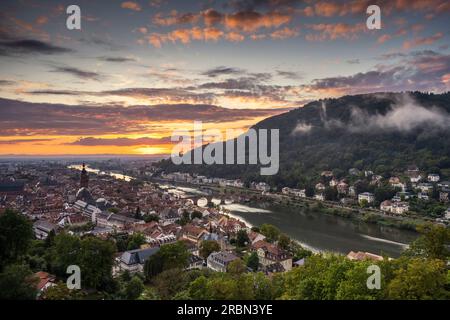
[157,91,450,188]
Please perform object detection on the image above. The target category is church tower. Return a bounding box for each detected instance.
[80,163,89,188]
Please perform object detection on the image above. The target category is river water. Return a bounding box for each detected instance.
[68,164,418,257]
[223,203,418,257]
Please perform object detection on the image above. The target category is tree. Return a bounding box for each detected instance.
[260,224,280,243]
[143,214,159,223]
[0,264,38,300]
[123,276,144,300]
[191,211,203,220]
[153,268,190,299]
[246,252,259,271]
[50,233,81,276]
[78,236,116,290]
[324,187,338,201]
[236,229,250,248]
[42,281,85,300]
[127,233,146,250]
[227,259,246,276]
[144,241,189,279]
[278,234,291,250]
[405,223,450,260]
[387,258,448,300]
[199,240,220,260]
[0,209,33,269]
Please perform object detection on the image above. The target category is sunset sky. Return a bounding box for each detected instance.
[0,0,449,155]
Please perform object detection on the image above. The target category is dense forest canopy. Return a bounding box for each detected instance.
[157,91,450,189]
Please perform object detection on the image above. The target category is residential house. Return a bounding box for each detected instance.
[347,251,383,261]
[438,181,450,188]
[315,183,325,191]
[440,188,450,203]
[186,254,204,270]
[380,200,392,212]
[314,193,325,201]
[428,174,440,182]
[181,224,209,244]
[337,181,349,194]
[418,192,430,201]
[33,220,58,240]
[252,240,292,272]
[358,192,375,204]
[248,231,266,245]
[207,251,240,272]
[34,271,56,298]
[445,208,450,220]
[417,183,433,193]
[117,246,160,273]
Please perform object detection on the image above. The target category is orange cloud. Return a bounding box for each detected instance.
[153,11,199,26]
[146,27,225,47]
[314,2,342,17]
[305,23,365,41]
[224,11,291,32]
[35,16,48,25]
[225,32,245,42]
[121,1,141,11]
[270,27,299,40]
[403,32,443,49]
[377,34,392,44]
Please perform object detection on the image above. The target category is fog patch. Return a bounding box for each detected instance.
[348,96,450,133]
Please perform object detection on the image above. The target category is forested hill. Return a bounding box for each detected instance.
[156,91,450,188]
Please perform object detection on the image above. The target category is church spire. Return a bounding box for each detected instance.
[80,163,89,188]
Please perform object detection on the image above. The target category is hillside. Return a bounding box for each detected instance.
[156,91,450,189]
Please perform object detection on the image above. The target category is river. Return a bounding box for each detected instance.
[223,203,418,257]
[68,164,418,257]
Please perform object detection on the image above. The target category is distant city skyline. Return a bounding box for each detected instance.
[0,0,449,155]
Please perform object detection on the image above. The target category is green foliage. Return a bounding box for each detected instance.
[156,92,450,190]
[236,229,250,248]
[144,241,190,279]
[0,209,33,270]
[0,264,38,300]
[122,276,145,300]
[199,240,220,260]
[143,214,159,223]
[387,258,448,299]
[278,234,291,250]
[404,224,450,260]
[47,233,116,290]
[127,233,146,250]
[246,252,259,271]
[191,211,203,220]
[78,236,116,290]
[260,224,280,243]
[41,281,86,300]
[226,259,246,275]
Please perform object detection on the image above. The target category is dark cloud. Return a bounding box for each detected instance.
[0,39,73,56]
[0,98,286,136]
[227,0,301,11]
[0,80,15,86]
[97,56,137,63]
[305,51,450,94]
[68,136,172,146]
[276,70,302,79]
[51,67,102,81]
[0,138,53,144]
[201,66,245,77]
[101,87,215,103]
[346,59,360,64]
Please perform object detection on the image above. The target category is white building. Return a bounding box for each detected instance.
[428,174,440,182]
[358,192,375,204]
